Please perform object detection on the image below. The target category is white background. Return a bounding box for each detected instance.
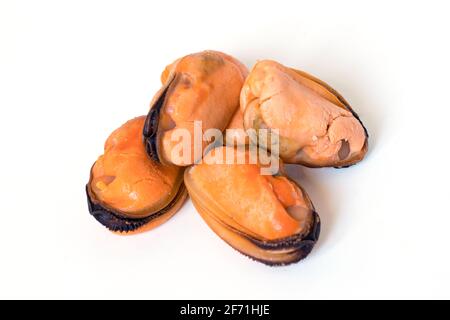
[1,0,449,299]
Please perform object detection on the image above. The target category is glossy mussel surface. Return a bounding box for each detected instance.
[143,50,248,166]
[87,116,187,233]
[184,146,320,266]
[241,60,368,168]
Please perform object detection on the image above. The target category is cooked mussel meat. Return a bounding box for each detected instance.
[143,50,248,166]
[184,146,320,266]
[225,108,250,146]
[240,60,368,168]
[86,116,187,233]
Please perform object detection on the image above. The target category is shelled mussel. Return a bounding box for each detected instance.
[87,116,187,233]
[184,146,320,265]
[241,60,368,168]
[143,50,248,166]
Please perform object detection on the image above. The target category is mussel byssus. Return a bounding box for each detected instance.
[241,60,368,168]
[184,146,320,266]
[86,116,187,233]
[143,50,248,166]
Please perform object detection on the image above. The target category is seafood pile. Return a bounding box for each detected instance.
[86,50,368,266]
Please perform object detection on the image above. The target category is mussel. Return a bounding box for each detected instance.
[86,116,187,233]
[225,108,249,146]
[241,60,369,168]
[184,146,320,266]
[143,50,248,166]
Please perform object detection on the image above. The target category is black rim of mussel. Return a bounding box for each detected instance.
[223,210,320,266]
[86,183,186,233]
[143,76,176,163]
